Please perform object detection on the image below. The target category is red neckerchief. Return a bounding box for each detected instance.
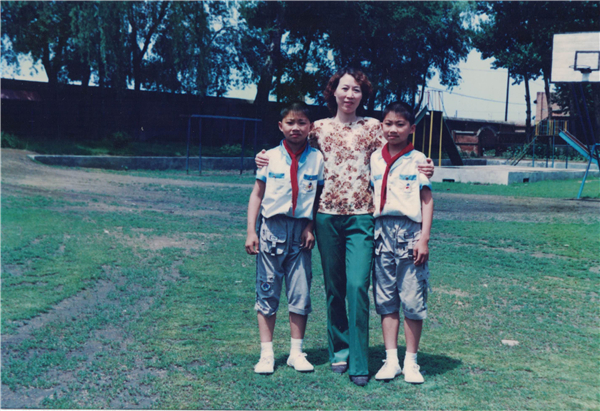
[283,139,307,216]
[380,142,414,213]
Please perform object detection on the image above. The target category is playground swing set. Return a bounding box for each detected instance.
[181,114,262,176]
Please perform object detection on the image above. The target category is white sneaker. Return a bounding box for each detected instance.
[402,362,424,384]
[286,352,314,372]
[375,360,402,380]
[254,356,274,374]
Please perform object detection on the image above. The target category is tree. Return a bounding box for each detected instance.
[125,1,171,93]
[324,2,471,113]
[237,1,471,118]
[239,1,285,118]
[147,1,243,97]
[473,2,545,139]
[65,2,129,91]
[1,1,73,88]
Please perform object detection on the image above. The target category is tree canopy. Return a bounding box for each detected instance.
[2,0,598,126]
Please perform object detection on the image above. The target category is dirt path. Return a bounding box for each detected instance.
[2,149,253,218]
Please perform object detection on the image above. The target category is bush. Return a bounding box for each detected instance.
[202,144,256,157]
[105,131,133,150]
[1,132,27,149]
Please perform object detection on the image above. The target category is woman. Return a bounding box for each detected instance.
[257,68,434,386]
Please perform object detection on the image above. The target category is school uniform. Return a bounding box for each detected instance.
[370,147,432,320]
[254,140,324,317]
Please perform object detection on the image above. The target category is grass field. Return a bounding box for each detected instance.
[2,153,599,409]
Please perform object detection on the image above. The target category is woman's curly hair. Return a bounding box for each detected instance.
[323,68,373,116]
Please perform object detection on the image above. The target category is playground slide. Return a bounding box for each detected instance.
[414,108,428,127]
[413,109,464,166]
[559,130,599,166]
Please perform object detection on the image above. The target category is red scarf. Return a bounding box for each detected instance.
[283,139,307,216]
[380,142,414,213]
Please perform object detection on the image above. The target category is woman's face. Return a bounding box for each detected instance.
[333,74,362,115]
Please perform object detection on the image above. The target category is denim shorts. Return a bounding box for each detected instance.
[255,215,312,317]
[372,216,430,320]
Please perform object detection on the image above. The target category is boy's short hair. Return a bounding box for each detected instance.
[382,101,415,125]
[280,101,312,122]
[323,67,373,116]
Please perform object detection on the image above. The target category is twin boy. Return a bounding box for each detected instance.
[245,101,433,384]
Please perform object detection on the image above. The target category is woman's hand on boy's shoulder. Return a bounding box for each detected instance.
[255,149,269,168]
[417,158,434,179]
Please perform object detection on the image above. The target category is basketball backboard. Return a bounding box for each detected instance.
[551,32,600,83]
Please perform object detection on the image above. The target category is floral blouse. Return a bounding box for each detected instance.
[309,117,385,215]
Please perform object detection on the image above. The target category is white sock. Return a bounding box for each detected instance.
[260,342,274,358]
[290,338,303,356]
[404,351,418,366]
[386,349,399,364]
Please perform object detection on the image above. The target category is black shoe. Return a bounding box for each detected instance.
[331,362,349,374]
[350,375,369,387]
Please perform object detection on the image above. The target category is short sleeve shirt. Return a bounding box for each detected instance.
[370,148,432,222]
[308,117,384,215]
[256,140,324,220]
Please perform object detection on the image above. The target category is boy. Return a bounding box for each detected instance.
[369,102,434,384]
[245,102,324,375]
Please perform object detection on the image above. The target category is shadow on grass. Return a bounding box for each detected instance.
[277,345,462,377]
[272,347,329,370]
[368,344,462,377]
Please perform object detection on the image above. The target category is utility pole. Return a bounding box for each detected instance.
[504,69,510,121]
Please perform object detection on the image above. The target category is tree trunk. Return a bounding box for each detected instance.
[524,72,532,143]
[41,43,59,139]
[298,34,314,100]
[568,85,579,138]
[416,76,427,113]
[253,5,284,121]
[591,83,600,138]
[274,68,283,103]
[543,72,552,121]
[367,88,377,117]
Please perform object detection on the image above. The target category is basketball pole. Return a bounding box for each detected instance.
[428,110,434,159]
[438,111,443,166]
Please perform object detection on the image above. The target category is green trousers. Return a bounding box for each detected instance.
[316,213,374,376]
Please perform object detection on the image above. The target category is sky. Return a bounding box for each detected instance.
[1,49,546,125]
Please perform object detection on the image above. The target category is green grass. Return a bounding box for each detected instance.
[2,171,599,409]
[99,166,600,199]
[432,178,600,199]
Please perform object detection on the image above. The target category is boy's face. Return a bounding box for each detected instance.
[382,111,416,149]
[278,111,312,148]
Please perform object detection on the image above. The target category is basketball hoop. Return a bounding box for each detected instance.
[571,64,593,74]
[551,34,599,82]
